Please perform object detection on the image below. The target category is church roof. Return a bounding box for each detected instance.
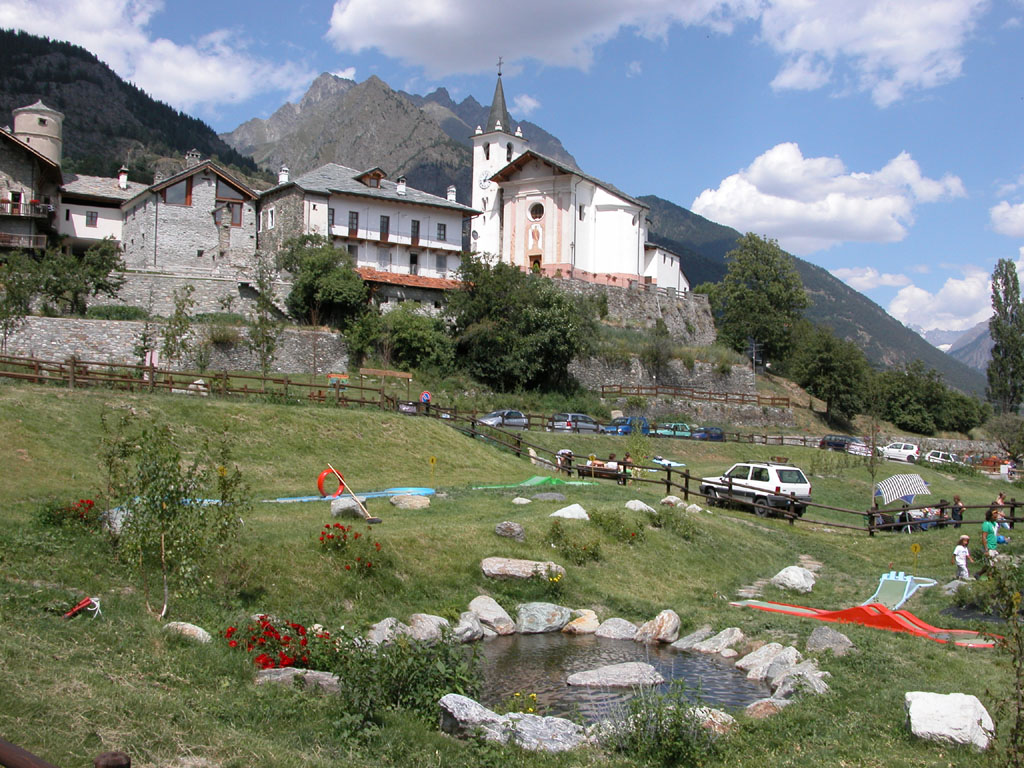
[485,75,513,134]
[490,149,649,210]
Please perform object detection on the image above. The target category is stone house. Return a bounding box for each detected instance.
[58,167,146,253]
[0,100,63,251]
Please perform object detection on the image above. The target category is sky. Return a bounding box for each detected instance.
[2,0,1023,335]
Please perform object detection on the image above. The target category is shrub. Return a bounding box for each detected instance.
[589,508,646,545]
[36,497,101,529]
[205,323,241,346]
[318,521,389,575]
[544,520,602,564]
[646,507,697,541]
[86,305,149,321]
[225,615,336,670]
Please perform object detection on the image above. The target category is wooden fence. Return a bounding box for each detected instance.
[601,383,790,408]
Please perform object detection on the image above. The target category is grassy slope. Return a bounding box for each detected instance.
[0,380,1011,768]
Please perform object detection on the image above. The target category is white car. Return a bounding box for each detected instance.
[879,442,920,462]
[924,450,960,465]
[699,461,811,517]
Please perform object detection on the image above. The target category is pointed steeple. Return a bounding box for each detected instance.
[485,72,512,134]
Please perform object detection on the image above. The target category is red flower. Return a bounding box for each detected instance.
[366,562,372,568]
[345,564,351,571]
[225,626,237,638]
[228,640,238,648]
[278,651,295,667]
[353,532,361,540]
[300,637,308,647]
[374,541,381,551]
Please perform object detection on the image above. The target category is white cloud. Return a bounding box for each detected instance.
[326,0,987,105]
[626,60,643,77]
[332,67,357,80]
[691,142,965,254]
[512,94,541,116]
[0,0,316,112]
[991,201,1024,237]
[831,267,910,291]
[887,263,996,331]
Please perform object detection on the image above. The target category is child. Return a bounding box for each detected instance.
[952,534,974,581]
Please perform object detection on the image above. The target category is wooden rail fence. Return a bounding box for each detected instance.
[601,383,790,408]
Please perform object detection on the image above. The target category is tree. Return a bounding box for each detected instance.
[0,251,39,352]
[349,303,454,373]
[446,256,597,392]
[161,284,195,366]
[246,252,283,376]
[640,319,673,381]
[36,238,125,315]
[712,234,808,364]
[988,258,1024,414]
[281,235,367,329]
[790,325,869,423]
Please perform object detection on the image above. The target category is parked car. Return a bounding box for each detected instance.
[819,434,861,452]
[878,442,920,462]
[654,421,693,437]
[397,401,418,415]
[924,450,961,465]
[603,416,651,435]
[477,409,529,430]
[699,461,811,517]
[691,426,725,441]
[846,439,872,457]
[547,412,602,433]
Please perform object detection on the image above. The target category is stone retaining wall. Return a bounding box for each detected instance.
[108,271,292,316]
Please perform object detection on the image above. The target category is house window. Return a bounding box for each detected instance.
[437,222,447,241]
[367,177,379,188]
[348,211,359,232]
[215,180,244,227]
[267,207,275,229]
[216,203,242,227]
[409,253,418,275]
[86,211,98,228]
[578,204,585,221]
[410,219,420,241]
[65,209,70,221]
[347,244,358,261]
[377,246,391,270]
[380,215,390,239]
[328,208,335,229]
[163,177,192,206]
[197,249,204,258]
[436,253,447,274]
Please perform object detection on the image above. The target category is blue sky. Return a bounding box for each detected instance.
[3,0,1023,333]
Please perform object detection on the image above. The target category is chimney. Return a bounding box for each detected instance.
[396,176,407,195]
[185,148,201,167]
[117,166,128,190]
[278,164,290,185]
[153,170,166,184]
[446,185,456,203]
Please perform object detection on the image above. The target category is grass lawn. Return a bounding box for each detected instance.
[0,380,1014,767]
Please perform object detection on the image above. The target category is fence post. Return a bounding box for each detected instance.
[867,510,876,537]
[665,467,672,496]
[788,493,796,525]
[684,469,690,502]
[68,355,76,389]
[282,375,289,401]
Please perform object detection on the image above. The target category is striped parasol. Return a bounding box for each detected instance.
[874,474,931,506]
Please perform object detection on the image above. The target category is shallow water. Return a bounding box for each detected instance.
[476,633,770,721]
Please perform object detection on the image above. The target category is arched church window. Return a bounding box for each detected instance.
[529,203,544,221]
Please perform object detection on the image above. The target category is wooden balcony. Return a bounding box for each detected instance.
[0,232,48,249]
[0,201,50,218]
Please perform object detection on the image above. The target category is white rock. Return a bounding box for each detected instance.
[438,694,590,752]
[692,627,745,654]
[330,496,368,519]
[720,648,738,658]
[660,495,682,506]
[690,706,737,735]
[408,613,450,643]
[772,659,830,698]
[906,692,994,751]
[735,642,785,673]
[390,494,430,510]
[686,504,704,514]
[567,662,664,687]
[671,625,714,651]
[771,566,816,593]
[550,503,589,520]
[562,609,599,635]
[453,611,484,643]
[516,602,572,634]
[468,595,516,635]
[163,622,211,644]
[805,626,854,656]
[634,609,681,644]
[481,557,566,580]
[594,617,638,640]
[512,497,532,505]
[256,667,339,694]
[763,647,804,686]
[625,499,656,514]
[366,617,412,645]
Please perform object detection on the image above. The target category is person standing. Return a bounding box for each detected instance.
[982,507,1001,566]
[952,534,973,580]
[951,495,965,529]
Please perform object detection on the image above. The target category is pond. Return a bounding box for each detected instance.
[476,633,770,721]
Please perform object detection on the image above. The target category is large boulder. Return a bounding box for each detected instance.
[495,521,526,541]
[735,642,786,677]
[772,659,831,698]
[256,667,340,694]
[691,707,737,735]
[366,617,412,645]
[671,625,714,651]
[771,566,816,593]
[439,694,589,752]
[762,646,804,685]
[390,494,430,510]
[481,557,565,580]
[692,627,745,654]
[331,496,367,518]
[625,499,656,514]
[905,691,994,751]
[408,613,450,643]
[163,622,212,644]
[660,495,682,506]
[566,662,664,687]
[468,596,516,635]
[634,609,681,644]
[453,611,484,643]
[516,602,572,634]
[805,626,854,657]
[562,609,599,635]
[550,503,589,520]
[594,617,638,640]
[744,698,791,719]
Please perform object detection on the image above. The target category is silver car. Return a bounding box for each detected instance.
[547,412,602,433]
[478,409,529,430]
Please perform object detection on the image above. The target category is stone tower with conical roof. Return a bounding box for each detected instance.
[471,66,528,260]
[12,100,64,167]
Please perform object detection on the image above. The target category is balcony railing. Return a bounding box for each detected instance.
[0,232,48,249]
[0,201,50,218]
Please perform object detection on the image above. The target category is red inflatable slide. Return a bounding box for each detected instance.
[731,598,999,649]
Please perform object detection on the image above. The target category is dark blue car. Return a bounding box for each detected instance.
[692,426,725,442]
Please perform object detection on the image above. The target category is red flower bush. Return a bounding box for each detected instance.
[224,615,336,669]
[37,498,101,529]
[317,522,389,575]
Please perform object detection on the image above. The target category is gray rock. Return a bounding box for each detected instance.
[943,579,968,596]
[453,612,484,643]
[594,617,638,640]
[408,613,450,643]
[330,496,367,518]
[567,661,664,687]
[512,497,532,505]
[390,494,430,510]
[550,503,589,520]
[516,602,572,633]
[532,492,567,502]
[905,691,994,751]
[562,609,599,635]
[692,627,745,654]
[671,624,714,651]
[625,499,655,514]
[163,622,211,644]
[255,667,340,694]
[763,646,803,685]
[495,521,526,542]
[468,595,516,635]
[720,648,738,659]
[772,659,830,698]
[660,495,682,506]
[634,609,681,644]
[481,625,498,639]
[102,506,127,535]
[481,557,566,580]
[366,617,412,645]
[744,698,791,719]
[438,693,589,752]
[690,706,737,735]
[771,566,816,593]
[805,626,854,656]
[686,503,704,514]
[735,642,785,673]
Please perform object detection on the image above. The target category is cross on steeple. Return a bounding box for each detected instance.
[497,57,503,77]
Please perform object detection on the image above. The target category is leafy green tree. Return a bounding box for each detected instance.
[986,413,1024,461]
[0,250,39,352]
[352,303,454,372]
[988,258,1024,413]
[640,318,673,380]
[870,360,988,435]
[281,235,367,329]
[446,256,597,392]
[712,233,808,364]
[246,252,283,376]
[161,284,196,366]
[36,238,126,315]
[791,325,869,423]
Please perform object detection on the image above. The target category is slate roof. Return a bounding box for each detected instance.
[0,128,62,185]
[265,163,478,214]
[62,173,145,202]
[485,75,513,134]
[490,149,648,210]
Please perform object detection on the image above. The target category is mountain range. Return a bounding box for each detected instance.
[0,30,988,395]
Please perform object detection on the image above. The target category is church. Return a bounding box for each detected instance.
[470,72,690,293]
